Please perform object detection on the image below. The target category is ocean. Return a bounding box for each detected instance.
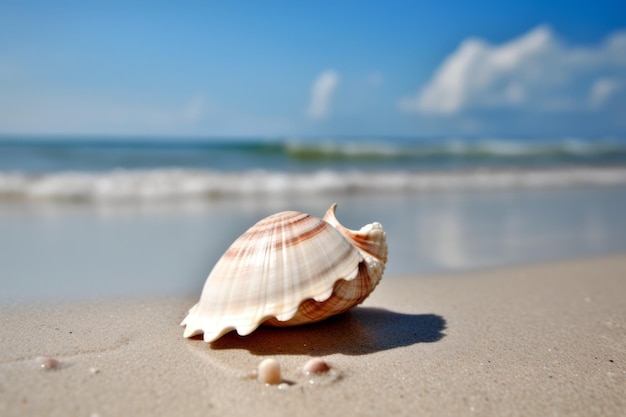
[2,136,626,303]
[2,136,626,200]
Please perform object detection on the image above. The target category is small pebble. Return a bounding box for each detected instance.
[35,356,59,371]
[303,358,330,374]
[258,358,281,385]
[89,367,101,374]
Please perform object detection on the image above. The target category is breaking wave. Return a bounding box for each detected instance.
[283,137,626,161]
[1,167,626,202]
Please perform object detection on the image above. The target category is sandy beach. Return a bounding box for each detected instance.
[1,254,625,417]
[3,3,626,416]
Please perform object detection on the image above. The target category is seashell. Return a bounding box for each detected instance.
[181,203,387,342]
[303,358,331,374]
[258,358,281,385]
[35,356,60,371]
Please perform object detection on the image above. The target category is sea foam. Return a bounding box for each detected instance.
[1,167,626,202]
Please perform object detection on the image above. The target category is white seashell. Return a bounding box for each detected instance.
[303,358,330,374]
[258,358,281,385]
[181,203,387,342]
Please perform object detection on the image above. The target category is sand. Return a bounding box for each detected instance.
[1,255,625,417]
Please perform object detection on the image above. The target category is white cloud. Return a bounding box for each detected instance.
[401,25,626,115]
[307,70,339,120]
[589,78,622,109]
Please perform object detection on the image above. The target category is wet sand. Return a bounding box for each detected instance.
[1,255,625,417]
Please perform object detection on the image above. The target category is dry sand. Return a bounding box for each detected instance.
[1,255,625,417]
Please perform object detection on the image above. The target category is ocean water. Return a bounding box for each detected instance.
[1,136,626,303]
[2,137,626,201]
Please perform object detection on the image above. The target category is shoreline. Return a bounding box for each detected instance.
[3,186,626,304]
[1,254,625,416]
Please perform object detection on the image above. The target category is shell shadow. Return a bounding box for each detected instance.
[208,307,446,356]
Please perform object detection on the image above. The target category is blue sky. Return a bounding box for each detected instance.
[0,1,625,138]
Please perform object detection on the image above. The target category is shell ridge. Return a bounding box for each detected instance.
[265,213,287,322]
[247,219,276,329]
[268,218,362,322]
[268,225,365,324]
[267,260,376,326]
[195,236,260,339]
